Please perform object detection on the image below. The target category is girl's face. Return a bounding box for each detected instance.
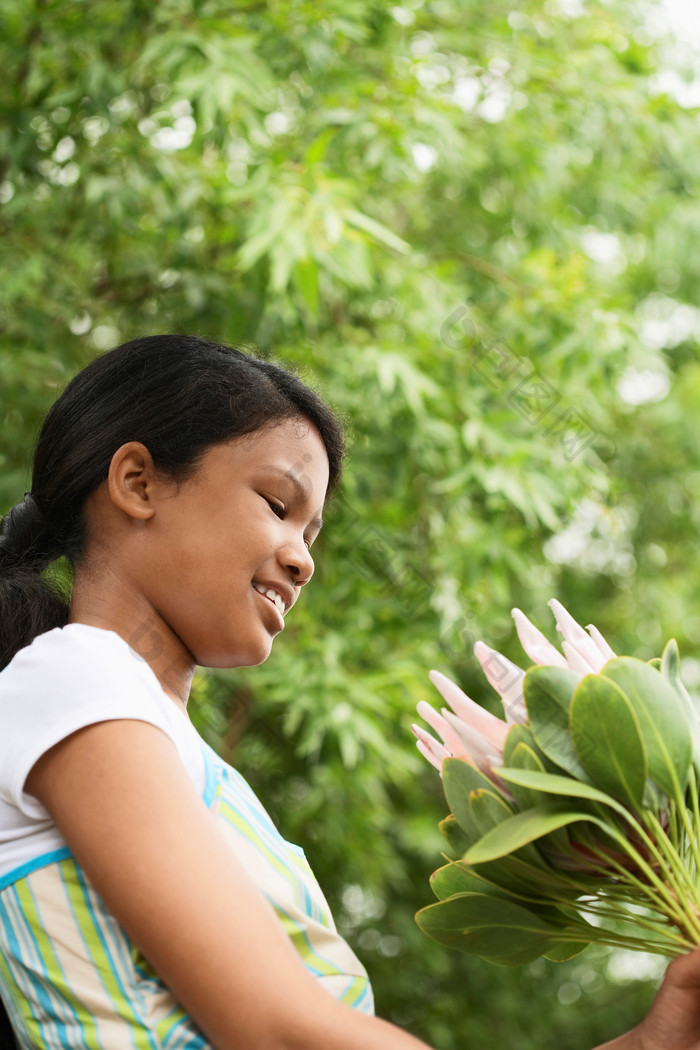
[109,416,330,683]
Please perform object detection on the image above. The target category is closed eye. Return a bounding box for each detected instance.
[264,497,286,520]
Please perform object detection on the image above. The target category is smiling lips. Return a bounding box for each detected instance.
[252,581,287,617]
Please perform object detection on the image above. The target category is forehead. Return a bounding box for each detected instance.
[206,419,330,488]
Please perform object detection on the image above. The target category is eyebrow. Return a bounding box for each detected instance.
[262,466,324,533]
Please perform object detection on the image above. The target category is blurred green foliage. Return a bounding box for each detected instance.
[2,0,699,1046]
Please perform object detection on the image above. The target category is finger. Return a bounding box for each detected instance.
[662,947,700,991]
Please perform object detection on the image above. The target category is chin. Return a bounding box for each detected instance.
[197,638,274,670]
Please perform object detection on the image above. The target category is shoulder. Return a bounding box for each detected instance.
[1,622,153,694]
[0,624,200,814]
[1,623,140,695]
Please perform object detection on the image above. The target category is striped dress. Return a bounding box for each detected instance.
[0,626,374,1048]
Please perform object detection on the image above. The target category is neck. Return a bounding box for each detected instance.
[69,577,196,714]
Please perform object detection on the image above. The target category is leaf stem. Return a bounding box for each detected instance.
[575,899,692,948]
[642,809,700,943]
[588,804,699,937]
[547,928,682,956]
[576,830,693,936]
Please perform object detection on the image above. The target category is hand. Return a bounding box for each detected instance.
[596,949,700,1050]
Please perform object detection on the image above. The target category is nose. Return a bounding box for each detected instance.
[279,538,315,587]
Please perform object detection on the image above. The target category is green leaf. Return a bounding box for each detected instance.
[504,722,562,775]
[443,758,513,845]
[415,892,559,963]
[507,742,573,856]
[507,741,548,810]
[463,804,615,865]
[494,768,638,865]
[661,639,700,776]
[470,788,516,837]
[543,941,589,961]
[524,665,581,713]
[344,207,410,254]
[292,257,320,317]
[524,666,589,780]
[602,657,692,800]
[430,855,587,908]
[304,126,336,166]
[504,723,538,766]
[438,815,471,859]
[661,638,681,681]
[470,850,587,899]
[430,861,512,901]
[442,761,563,879]
[494,767,632,821]
[569,673,648,809]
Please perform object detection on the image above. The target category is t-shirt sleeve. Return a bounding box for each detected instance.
[0,624,180,819]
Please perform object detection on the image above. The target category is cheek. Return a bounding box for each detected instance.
[148,504,266,597]
[144,527,216,594]
[167,539,211,578]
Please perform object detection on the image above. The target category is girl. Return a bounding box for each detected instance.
[0,333,697,1050]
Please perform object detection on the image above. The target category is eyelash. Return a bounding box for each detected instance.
[265,498,286,520]
[264,496,312,549]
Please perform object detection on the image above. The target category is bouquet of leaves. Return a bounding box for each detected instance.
[412,601,700,966]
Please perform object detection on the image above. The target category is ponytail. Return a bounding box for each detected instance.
[0,492,70,671]
[0,335,344,672]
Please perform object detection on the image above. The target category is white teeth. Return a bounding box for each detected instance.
[253,582,286,615]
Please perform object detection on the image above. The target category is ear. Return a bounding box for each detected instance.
[106,442,162,522]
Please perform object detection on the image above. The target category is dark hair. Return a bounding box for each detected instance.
[0,334,345,671]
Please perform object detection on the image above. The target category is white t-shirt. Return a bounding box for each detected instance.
[0,624,375,1045]
[0,622,206,878]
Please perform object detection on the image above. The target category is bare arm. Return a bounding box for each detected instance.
[28,719,700,1050]
[26,720,432,1050]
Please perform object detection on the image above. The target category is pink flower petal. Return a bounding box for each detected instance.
[586,623,616,661]
[441,709,502,768]
[440,711,513,795]
[416,700,467,757]
[411,724,449,772]
[415,738,444,773]
[503,697,528,726]
[511,608,568,668]
[411,722,449,756]
[428,669,509,750]
[548,599,607,672]
[473,641,526,723]
[561,640,596,677]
